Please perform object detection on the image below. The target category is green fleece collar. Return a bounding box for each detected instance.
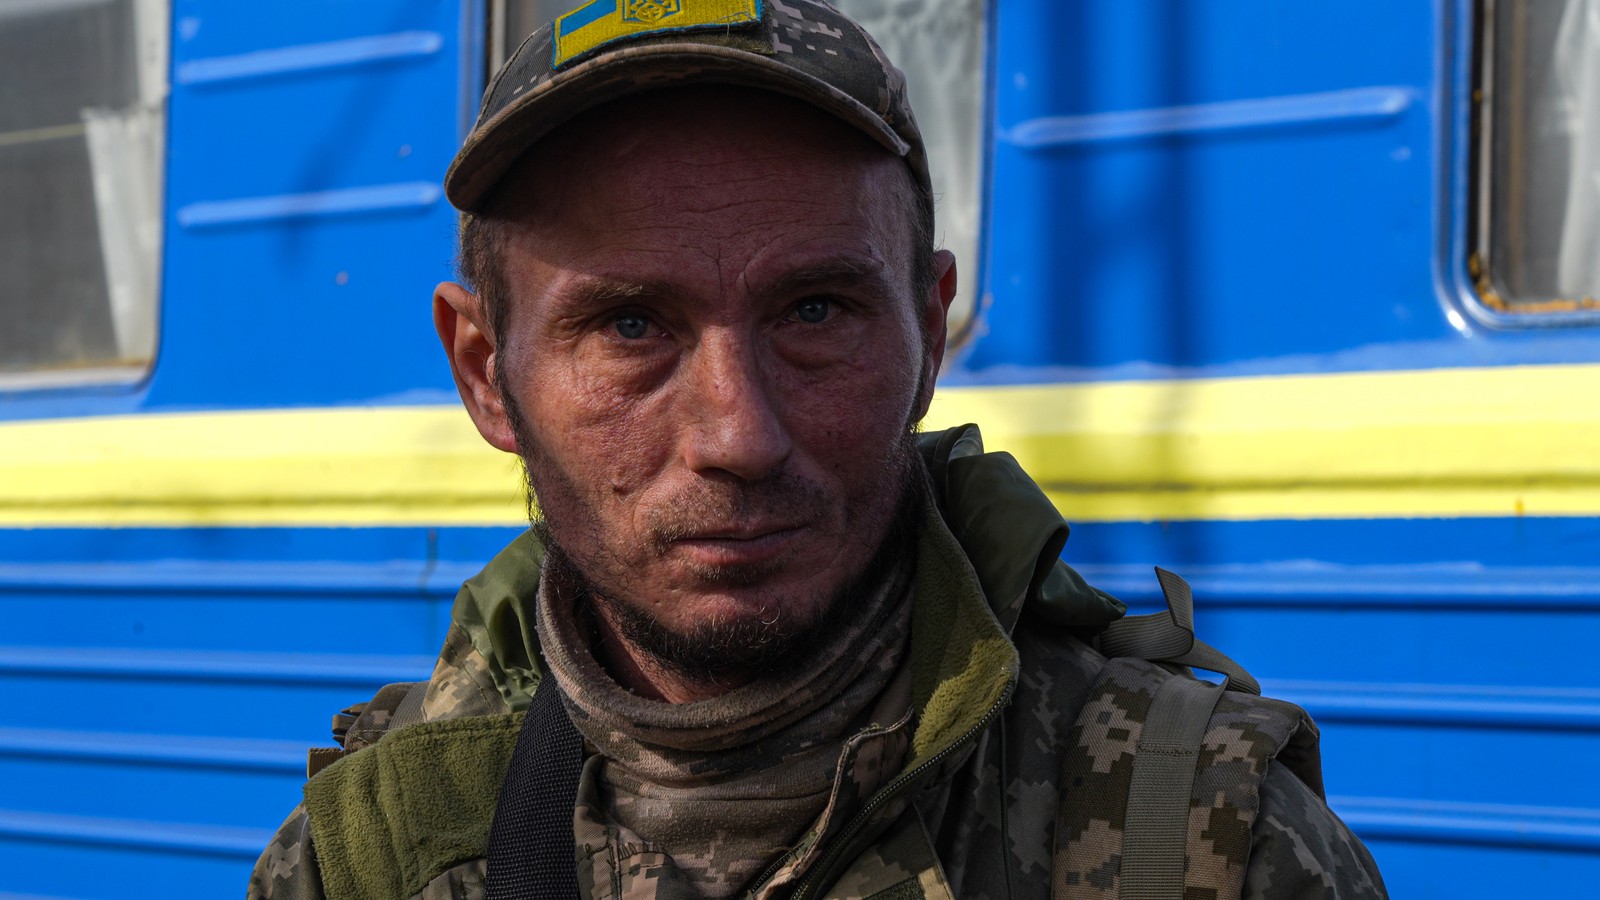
[304,714,523,899]
[905,489,1017,760]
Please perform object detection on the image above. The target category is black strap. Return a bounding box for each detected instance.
[486,676,586,900]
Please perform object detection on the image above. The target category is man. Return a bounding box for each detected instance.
[251,2,1386,898]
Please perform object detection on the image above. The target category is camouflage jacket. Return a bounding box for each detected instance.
[249,426,1386,900]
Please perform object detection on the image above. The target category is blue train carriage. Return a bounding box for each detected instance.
[0,1,1596,897]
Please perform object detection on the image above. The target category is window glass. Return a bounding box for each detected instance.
[1474,0,1600,313]
[491,0,988,337]
[832,0,987,339]
[489,0,564,75]
[0,0,166,384]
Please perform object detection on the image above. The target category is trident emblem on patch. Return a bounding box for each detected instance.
[624,0,682,24]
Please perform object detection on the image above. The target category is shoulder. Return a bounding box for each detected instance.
[249,797,495,900]
[1245,762,1389,899]
[301,713,524,900]
[419,624,517,723]
[1039,645,1349,899]
[249,805,325,900]
[335,621,518,756]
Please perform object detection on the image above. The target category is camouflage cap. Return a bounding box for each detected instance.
[445,0,928,213]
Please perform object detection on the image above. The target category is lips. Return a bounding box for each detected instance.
[669,524,805,568]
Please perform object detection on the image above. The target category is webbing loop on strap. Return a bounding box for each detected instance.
[390,680,430,732]
[1098,568,1260,695]
[1098,568,1197,661]
[1117,674,1225,900]
[486,676,585,900]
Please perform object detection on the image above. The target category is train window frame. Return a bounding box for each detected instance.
[1458,0,1600,328]
[484,0,992,347]
[0,0,168,392]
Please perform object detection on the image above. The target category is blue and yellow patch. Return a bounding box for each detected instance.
[553,0,763,69]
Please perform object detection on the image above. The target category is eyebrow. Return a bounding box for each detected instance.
[749,257,895,303]
[553,276,673,311]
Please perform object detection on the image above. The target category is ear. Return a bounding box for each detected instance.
[434,281,519,453]
[913,249,958,420]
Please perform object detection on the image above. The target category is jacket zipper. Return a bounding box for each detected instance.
[777,677,1017,900]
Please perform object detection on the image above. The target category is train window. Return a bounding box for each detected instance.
[1472,0,1600,315]
[488,0,989,339]
[831,0,987,339]
[0,0,167,388]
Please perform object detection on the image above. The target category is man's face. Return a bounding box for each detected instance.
[442,88,954,671]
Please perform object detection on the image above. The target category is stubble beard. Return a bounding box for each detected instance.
[500,391,927,686]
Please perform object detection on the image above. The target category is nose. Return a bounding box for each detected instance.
[680,331,792,481]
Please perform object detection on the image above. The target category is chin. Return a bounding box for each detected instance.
[654,576,837,634]
[592,580,838,680]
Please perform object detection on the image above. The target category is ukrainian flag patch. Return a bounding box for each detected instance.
[553,0,763,69]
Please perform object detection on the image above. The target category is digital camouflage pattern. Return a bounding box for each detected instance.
[1048,656,1320,897]
[248,427,1386,899]
[252,805,321,900]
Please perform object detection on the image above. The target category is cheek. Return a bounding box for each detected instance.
[509,348,672,503]
[780,335,922,465]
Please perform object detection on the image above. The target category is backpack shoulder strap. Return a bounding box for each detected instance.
[306,679,430,778]
[1052,568,1321,900]
[1118,671,1225,899]
[484,675,585,900]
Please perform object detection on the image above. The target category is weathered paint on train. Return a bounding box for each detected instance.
[1,1,1597,897]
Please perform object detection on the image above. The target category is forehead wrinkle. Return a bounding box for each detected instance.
[651,189,858,237]
[613,152,878,224]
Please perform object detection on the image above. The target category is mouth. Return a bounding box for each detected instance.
[669,524,805,569]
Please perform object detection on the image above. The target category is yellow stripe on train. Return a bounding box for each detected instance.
[2,363,1598,526]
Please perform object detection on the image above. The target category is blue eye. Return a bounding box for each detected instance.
[795,298,830,324]
[614,314,650,339]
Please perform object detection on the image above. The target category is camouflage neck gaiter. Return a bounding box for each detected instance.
[535,544,915,897]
